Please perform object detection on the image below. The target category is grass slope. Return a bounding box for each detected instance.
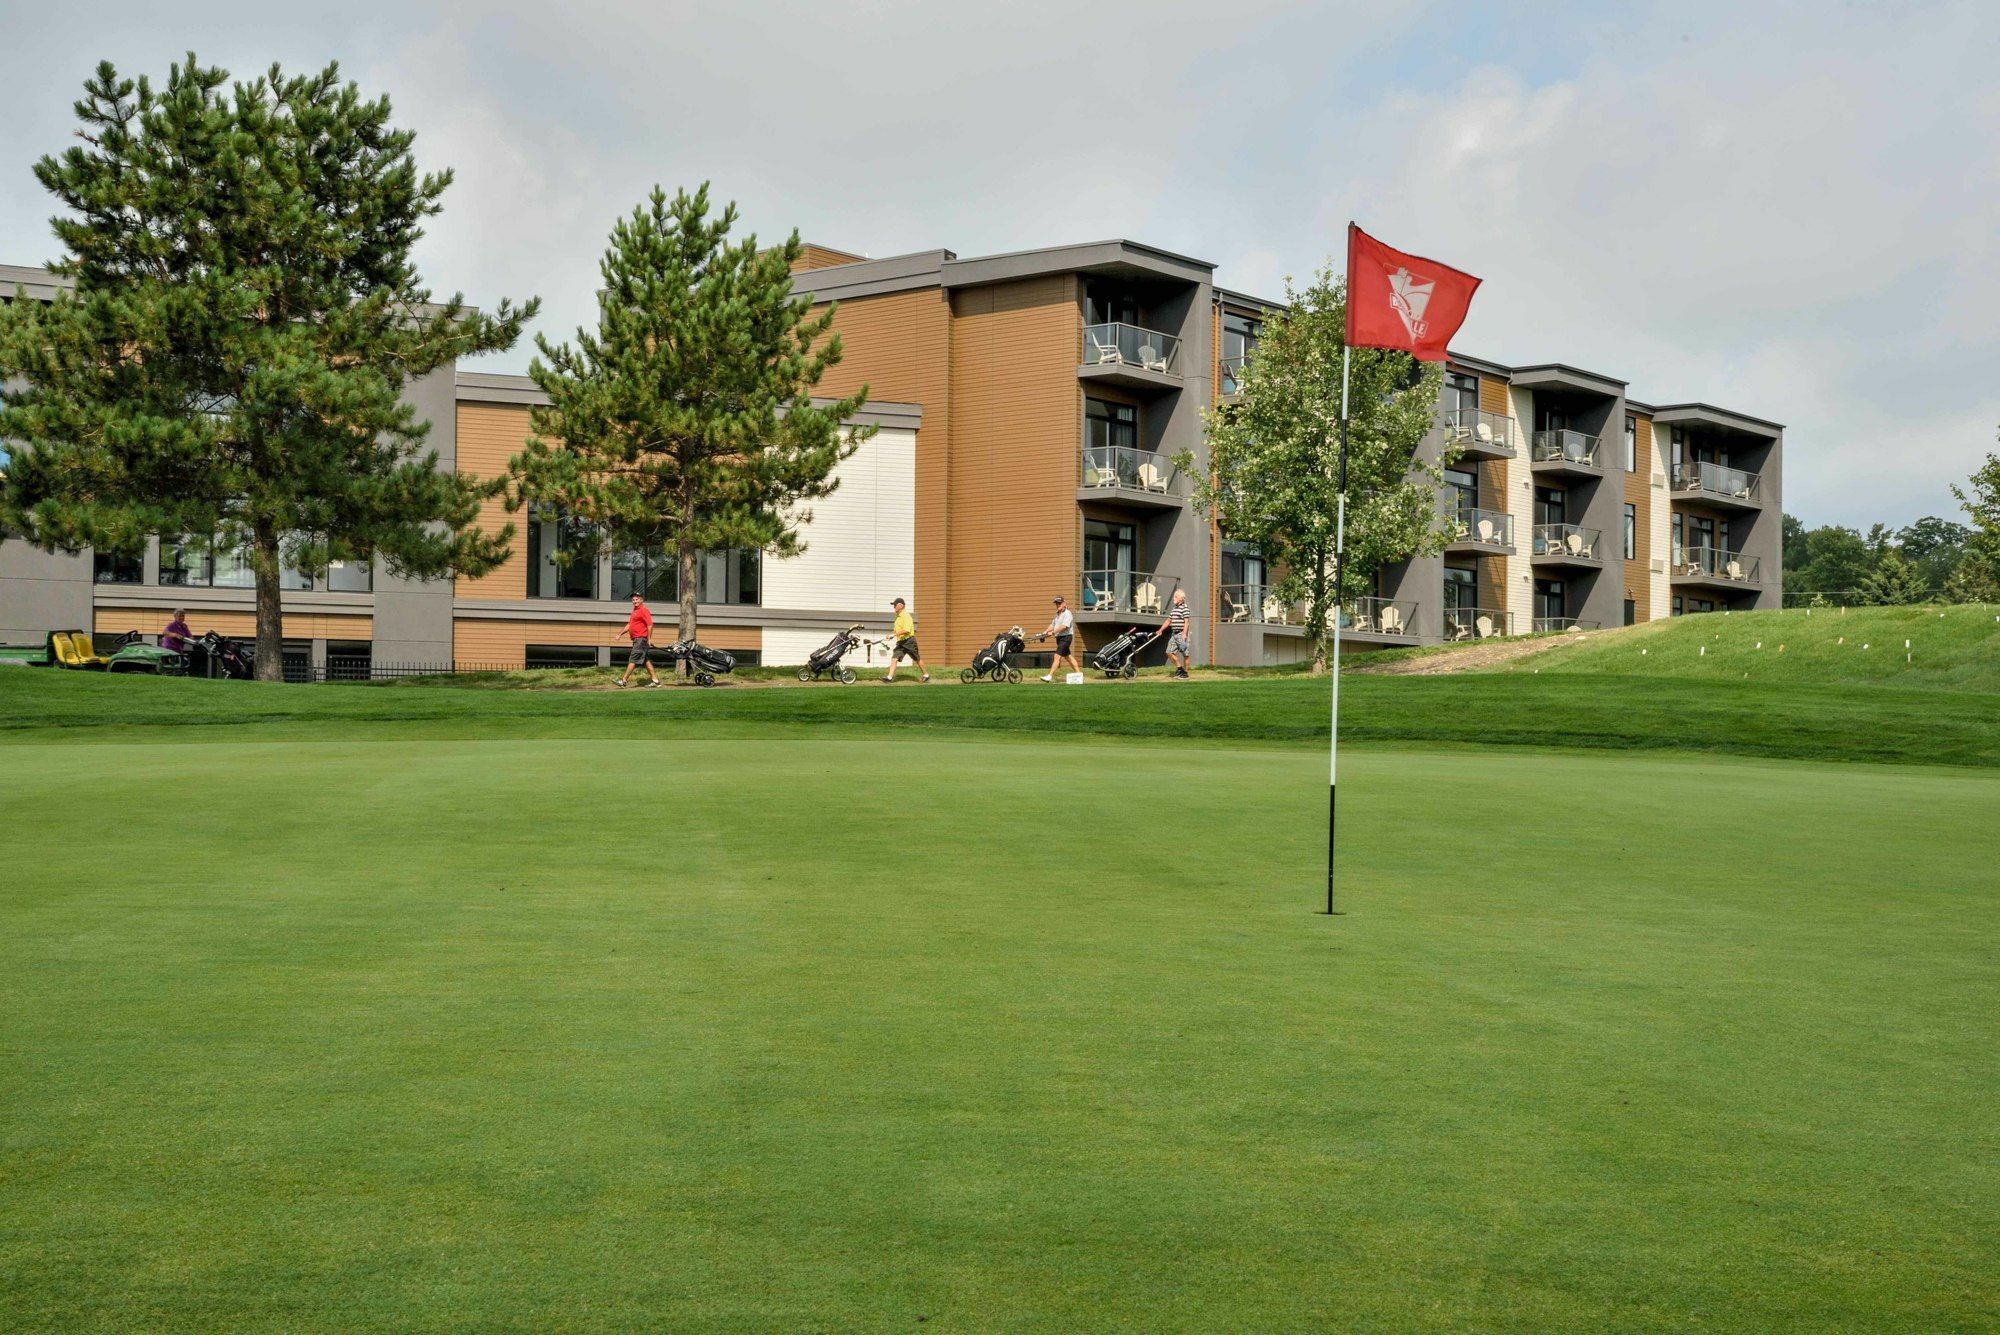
[1510,604,2000,691]
[5,666,1999,768]
[3,733,1996,1328]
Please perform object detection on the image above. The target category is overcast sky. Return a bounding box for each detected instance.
[1,0,1993,528]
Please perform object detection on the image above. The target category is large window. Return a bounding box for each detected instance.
[1445,466,1479,514]
[611,546,676,602]
[1085,283,1140,328]
[1221,313,1261,393]
[1671,512,1684,562]
[609,546,762,605]
[327,558,373,593]
[1086,399,1139,452]
[1624,415,1638,472]
[158,536,308,589]
[525,510,599,600]
[1444,371,1479,419]
[1534,485,1567,528]
[699,548,761,605]
[1534,578,1567,624]
[1689,514,1716,551]
[525,644,601,670]
[1623,503,1637,559]
[1220,546,1266,590]
[1444,564,1478,614]
[93,548,141,584]
[1084,519,1136,575]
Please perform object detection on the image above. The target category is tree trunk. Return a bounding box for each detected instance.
[677,539,698,646]
[252,531,285,683]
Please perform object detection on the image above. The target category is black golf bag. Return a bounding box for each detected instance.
[193,630,257,680]
[1091,627,1156,678]
[671,637,735,686]
[799,625,863,684]
[962,627,1026,684]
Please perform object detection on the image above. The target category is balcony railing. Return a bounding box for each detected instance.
[1220,354,1248,394]
[1083,322,1182,375]
[1081,445,1179,495]
[1443,408,1518,455]
[1341,596,1418,637]
[1532,617,1601,633]
[1531,429,1601,468]
[1448,506,1514,549]
[1673,546,1762,584]
[1218,583,1305,626]
[1444,607,1515,640]
[1671,460,1762,504]
[1533,523,1601,560]
[1080,568,1180,616]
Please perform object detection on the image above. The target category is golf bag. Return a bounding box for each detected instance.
[193,630,257,680]
[1091,627,1156,679]
[961,627,1026,684]
[671,637,735,687]
[799,624,863,684]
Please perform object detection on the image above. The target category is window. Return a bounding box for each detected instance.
[1624,415,1637,472]
[1445,466,1479,514]
[525,510,598,600]
[1221,314,1261,393]
[525,644,601,670]
[93,548,142,584]
[1085,282,1140,327]
[1623,598,1637,627]
[699,548,761,605]
[1534,578,1566,624]
[1672,596,1684,617]
[611,546,675,601]
[158,536,306,589]
[1534,486,1567,528]
[1444,371,1479,421]
[1671,512,1685,562]
[1085,399,1139,453]
[326,641,373,681]
[1718,516,1734,553]
[327,558,373,593]
[609,546,762,605]
[1084,519,1136,575]
[1444,565,1478,613]
[159,538,211,587]
[1536,405,1572,434]
[1623,503,1636,560]
[1689,514,1716,552]
[1220,546,1266,591]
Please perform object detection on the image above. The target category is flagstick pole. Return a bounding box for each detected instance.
[1327,342,1350,917]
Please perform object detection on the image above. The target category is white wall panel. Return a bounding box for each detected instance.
[760,427,916,615]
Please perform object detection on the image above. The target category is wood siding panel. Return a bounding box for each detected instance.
[793,244,867,273]
[455,403,533,601]
[452,618,760,670]
[95,608,373,640]
[945,275,1081,660]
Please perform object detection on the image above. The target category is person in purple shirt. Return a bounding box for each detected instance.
[161,610,193,654]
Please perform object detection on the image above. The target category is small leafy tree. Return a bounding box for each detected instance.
[0,57,535,679]
[507,185,866,645]
[1942,557,1999,604]
[1895,515,1972,595]
[1180,266,1448,672]
[1952,442,2000,590]
[1857,547,1927,606]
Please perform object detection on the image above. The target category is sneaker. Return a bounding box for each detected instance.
[613,680,627,688]
[920,673,930,683]
[1041,674,1053,682]
[645,680,662,689]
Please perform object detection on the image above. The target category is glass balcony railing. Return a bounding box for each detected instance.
[1448,506,1514,548]
[1532,617,1601,633]
[1079,568,1180,616]
[1082,322,1182,375]
[1218,583,1305,626]
[1081,445,1179,495]
[1672,546,1762,584]
[1444,607,1515,640]
[1531,429,1601,468]
[1532,523,1601,560]
[1671,460,1762,504]
[1442,408,1518,455]
[1341,596,1418,637]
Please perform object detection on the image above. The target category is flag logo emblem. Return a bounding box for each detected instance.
[1387,267,1433,340]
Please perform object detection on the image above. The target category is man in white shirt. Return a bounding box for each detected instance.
[1038,595,1079,682]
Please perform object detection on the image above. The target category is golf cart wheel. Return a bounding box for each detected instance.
[1121,662,1137,679]
[695,671,715,687]
[1006,667,1022,684]
[837,667,856,685]
[959,667,978,685]
[797,666,813,683]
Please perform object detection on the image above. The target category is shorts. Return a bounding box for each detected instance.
[1169,632,1190,656]
[627,637,650,666]
[893,638,921,662]
[1055,633,1074,656]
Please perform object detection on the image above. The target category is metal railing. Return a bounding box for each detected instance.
[1217,583,1305,626]
[1671,460,1762,504]
[1448,506,1515,548]
[1673,546,1762,584]
[1443,607,1515,640]
[1532,617,1601,633]
[1341,596,1418,637]
[1219,354,1248,394]
[1443,408,1518,455]
[1531,429,1601,467]
[1532,523,1602,559]
[1082,322,1182,375]
[1081,445,1180,495]
[1079,569,1181,616]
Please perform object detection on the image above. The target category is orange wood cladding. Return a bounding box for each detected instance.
[453,618,760,670]
[95,607,373,640]
[455,402,533,601]
[1625,415,1655,621]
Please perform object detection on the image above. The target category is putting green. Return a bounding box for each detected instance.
[3,735,1996,1329]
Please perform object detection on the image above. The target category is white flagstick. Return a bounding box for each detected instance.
[1327,343,1351,916]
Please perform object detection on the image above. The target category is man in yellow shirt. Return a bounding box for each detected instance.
[883,596,930,683]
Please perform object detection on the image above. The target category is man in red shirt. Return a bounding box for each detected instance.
[615,592,662,688]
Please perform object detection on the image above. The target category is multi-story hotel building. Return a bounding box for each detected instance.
[1,245,1783,671]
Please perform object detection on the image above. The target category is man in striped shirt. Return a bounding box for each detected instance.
[1158,587,1192,679]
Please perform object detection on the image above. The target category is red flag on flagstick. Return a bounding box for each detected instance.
[1345,224,1481,362]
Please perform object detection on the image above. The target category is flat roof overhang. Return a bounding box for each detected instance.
[943,240,1213,291]
[1651,403,1784,439]
[1509,363,1626,398]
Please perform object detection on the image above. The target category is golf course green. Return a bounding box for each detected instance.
[2,669,1996,1328]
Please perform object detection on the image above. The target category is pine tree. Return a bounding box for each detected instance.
[1942,558,1999,604]
[508,185,867,646]
[1857,547,1928,606]
[0,56,534,680]
[1180,266,1449,672]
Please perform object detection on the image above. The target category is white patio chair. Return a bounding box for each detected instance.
[1475,420,1497,447]
[1477,517,1499,544]
[1446,617,1470,642]
[1380,605,1406,635]
[1138,343,1168,373]
[1222,590,1249,623]
[1565,531,1586,557]
[1726,558,1745,581]
[1263,595,1289,625]
[1086,581,1118,612]
[1088,330,1123,365]
[1476,614,1496,639]
[1133,581,1162,615]
[1136,461,1167,493]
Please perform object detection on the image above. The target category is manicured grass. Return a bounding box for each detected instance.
[1519,604,2000,691]
[2,729,1996,1329]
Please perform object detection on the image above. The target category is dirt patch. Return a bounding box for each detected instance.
[1348,628,1618,676]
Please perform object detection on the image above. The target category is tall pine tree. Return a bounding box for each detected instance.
[508,185,867,646]
[0,57,535,679]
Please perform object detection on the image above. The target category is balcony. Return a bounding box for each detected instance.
[1219,354,1248,398]
[1446,506,1514,554]
[1530,429,1603,477]
[1078,568,1180,619]
[1442,408,1518,460]
[1671,545,1762,590]
[1532,617,1601,633]
[1532,523,1602,567]
[1080,322,1183,392]
[1218,582,1306,630]
[1340,596,1419,641]
[1078,446,1185,510]
[1444,607,1516,640]
[1671,461,1764,511]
